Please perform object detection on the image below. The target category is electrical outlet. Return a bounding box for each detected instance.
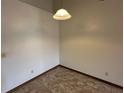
[31,70,34,74]
[1,52,6,58]
[105,72,108,76]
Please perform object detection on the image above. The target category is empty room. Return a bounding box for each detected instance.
[1,0,123,93]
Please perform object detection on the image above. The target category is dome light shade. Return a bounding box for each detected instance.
[53,9,72,20]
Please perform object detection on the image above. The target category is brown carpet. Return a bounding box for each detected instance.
[8,66,122,93]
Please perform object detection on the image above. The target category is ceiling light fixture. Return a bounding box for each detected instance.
[53,0,72,20]
[53,8,72,20]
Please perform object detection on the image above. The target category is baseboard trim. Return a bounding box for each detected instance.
[7,64,123,92]
[59,65,123,89]
[7,65,60,93]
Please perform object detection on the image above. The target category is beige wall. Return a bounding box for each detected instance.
[1,0,59,92]
[60,0,123,86]
[20,0,53,13]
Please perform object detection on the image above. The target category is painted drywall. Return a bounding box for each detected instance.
[60,0,123,86]
[1,0,59,92]
[20,0,53,13]
[53,0,61,13]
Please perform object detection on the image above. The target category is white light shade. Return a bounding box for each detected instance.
[53,9,72,20]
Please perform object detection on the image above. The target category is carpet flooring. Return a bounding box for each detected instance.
[8,66,123,93]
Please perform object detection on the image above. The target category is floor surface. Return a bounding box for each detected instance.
[9,66,123,93]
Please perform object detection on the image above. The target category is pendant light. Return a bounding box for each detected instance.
[53,0,72,20]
